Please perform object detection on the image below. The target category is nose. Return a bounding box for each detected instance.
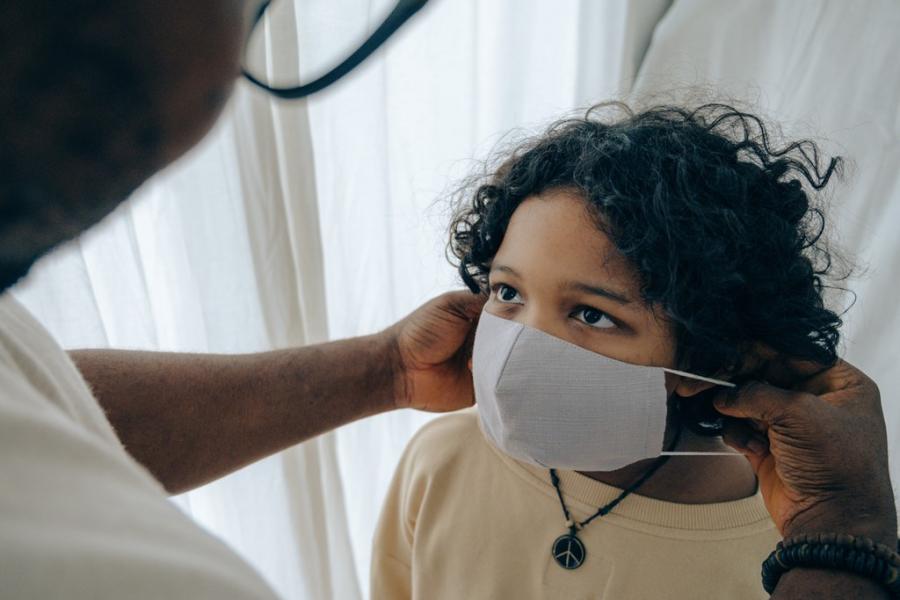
[514,306,567,341]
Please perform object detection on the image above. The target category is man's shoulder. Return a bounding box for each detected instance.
[0,322,278,599]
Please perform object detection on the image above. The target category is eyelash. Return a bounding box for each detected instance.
[490,283,617,330]
[492,283,524,304]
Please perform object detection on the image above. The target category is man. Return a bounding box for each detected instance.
[0,1,895,598]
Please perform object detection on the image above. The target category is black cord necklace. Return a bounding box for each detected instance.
[549,427,682,570]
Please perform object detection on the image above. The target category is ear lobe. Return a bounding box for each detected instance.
[674,377,717,397]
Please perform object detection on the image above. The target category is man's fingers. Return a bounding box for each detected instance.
[721,419,770,473]
[721,418,769,454]
[713,380,805,423]
[442,291,483,356]
[439,290,486,321]
[795,359,880,407]
[760,356,828,389]
[460,320,478,364]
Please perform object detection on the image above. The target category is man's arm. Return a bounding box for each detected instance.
[71,336,393,494]
[771,568,891,599]
[71,291,484,494]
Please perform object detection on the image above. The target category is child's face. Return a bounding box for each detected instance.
[485,189,704,395]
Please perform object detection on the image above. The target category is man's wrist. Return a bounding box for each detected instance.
[774,567,892,599]
[371,330,406,413]
[783,497,898,548]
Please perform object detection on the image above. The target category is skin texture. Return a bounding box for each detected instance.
[483,189,758,503]
[71,290,485,494]
[0,1,893,596]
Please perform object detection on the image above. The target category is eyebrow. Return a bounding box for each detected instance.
[564,281,632,305]
[490,264,633,305]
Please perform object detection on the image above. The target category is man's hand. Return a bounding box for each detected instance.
[715,359,897,546]
[385,290,486,412]
[74,290,485,493]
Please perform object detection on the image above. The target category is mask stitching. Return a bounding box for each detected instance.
[477,313,526,446]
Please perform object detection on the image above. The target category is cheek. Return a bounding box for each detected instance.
[155,79,236,166]
[640,309,678,368]
[647,334,678,368]
[588,322,676,370]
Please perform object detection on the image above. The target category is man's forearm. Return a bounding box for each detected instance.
[70,334,398,494]
[773,568,890,599]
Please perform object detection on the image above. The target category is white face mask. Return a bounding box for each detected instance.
[473,311,736,472]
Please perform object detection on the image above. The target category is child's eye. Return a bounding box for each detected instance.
[572,306,616,329]
[493,284,524,304]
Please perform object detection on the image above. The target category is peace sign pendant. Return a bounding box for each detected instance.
[552,532,586,569]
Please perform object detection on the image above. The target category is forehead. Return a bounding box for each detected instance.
[494,189,641,293]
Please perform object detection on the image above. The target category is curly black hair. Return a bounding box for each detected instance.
[449,103,845,378]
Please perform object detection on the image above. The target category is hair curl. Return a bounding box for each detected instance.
[449,103,845,377]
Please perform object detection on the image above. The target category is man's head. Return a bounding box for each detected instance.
[0,1,264,291]
[0,0,430,293]
[450,103,844,384]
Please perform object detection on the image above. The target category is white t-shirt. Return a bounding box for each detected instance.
[0,294,279,599]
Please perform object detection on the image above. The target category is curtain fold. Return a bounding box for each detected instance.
[14,1,896,599]
[13,1,359,593]
[303,1,672,587]
[8,2,703,597]
[13,65,360,600]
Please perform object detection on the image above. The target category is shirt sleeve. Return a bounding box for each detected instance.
[0,365,280,600]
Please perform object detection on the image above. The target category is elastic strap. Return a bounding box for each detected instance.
[663,367,735,388]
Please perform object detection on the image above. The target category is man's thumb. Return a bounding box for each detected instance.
[442,289,486,321]
[713,381,802,424]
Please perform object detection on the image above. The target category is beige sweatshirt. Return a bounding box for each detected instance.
[372,408,779,599]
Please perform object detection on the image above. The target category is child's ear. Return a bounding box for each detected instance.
[673,377,716,397]
[468,357,473,371]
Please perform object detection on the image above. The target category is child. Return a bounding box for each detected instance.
[372,104,843,599]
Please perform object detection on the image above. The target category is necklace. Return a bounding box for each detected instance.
[549,428,682,570]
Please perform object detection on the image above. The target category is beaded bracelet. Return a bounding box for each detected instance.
[761,533,900,597]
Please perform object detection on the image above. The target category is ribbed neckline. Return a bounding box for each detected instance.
[481,420,773,531]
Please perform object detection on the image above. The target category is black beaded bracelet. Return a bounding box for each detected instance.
[761,533,900,597]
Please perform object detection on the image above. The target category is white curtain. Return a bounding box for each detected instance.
[628,0,900,510]
[13,65,366,600]
[12,0,898,598]
[300,0,670,588]
[13,1,667,597]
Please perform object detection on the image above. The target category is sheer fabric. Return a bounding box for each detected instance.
[13,1,898,598]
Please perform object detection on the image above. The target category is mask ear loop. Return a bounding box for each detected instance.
[660,369,742,456]
[663,367,736,388]
[660,417,738,456]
